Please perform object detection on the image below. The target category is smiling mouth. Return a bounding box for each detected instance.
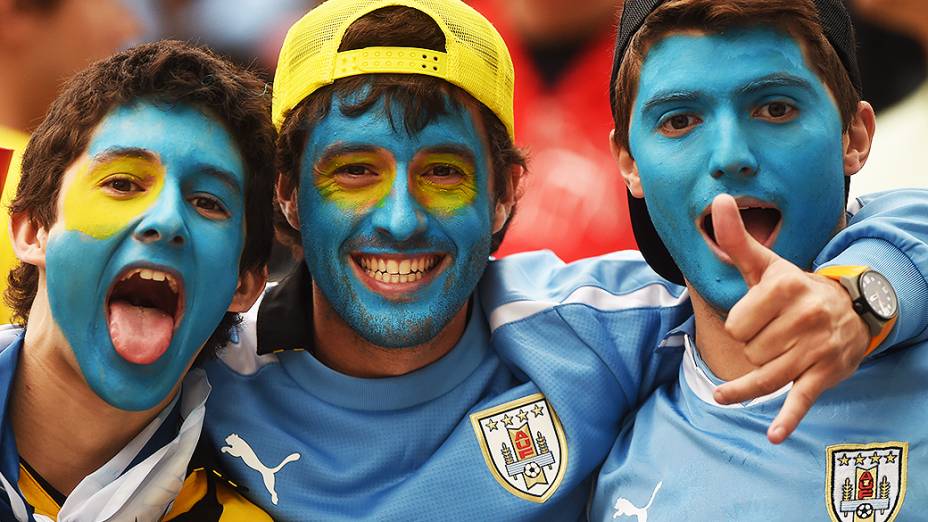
[351,254,446,295]
[700,200,783,251]
[106,267,185,365]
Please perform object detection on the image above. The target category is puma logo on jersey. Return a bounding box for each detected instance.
[614,481,662,521]
[221,433,301,505]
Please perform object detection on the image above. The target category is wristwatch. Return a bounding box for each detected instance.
[816,265,898,355]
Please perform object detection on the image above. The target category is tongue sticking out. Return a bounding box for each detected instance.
[108,300,174,365]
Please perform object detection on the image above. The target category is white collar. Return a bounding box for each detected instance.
[681,332,791,408]
[24,369,211,522]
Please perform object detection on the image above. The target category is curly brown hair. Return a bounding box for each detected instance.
[7,40,276,355]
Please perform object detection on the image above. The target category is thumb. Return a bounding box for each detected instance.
[711,193,780,287]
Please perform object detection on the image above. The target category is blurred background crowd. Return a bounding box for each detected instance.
[1,0,926,309]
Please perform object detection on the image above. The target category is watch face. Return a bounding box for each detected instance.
[859,271,898,320]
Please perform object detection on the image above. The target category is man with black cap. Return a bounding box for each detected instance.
[591,0,928,518]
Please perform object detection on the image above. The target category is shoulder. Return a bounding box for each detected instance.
[481,250,688,330]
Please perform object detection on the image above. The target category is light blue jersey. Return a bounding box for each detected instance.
[590,319,928,521]
[204,191,928,520]
[203,252,690,521]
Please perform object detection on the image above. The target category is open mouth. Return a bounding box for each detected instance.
[351,254,447,295]
[700,199,782,252]
[106,267,184,365]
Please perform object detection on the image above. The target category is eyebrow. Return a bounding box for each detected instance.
[91,147,158,165]
[640,73,817,114]
[196,164,243,193]
[92,147,241,192]
[642,91,703,113]
[316,144,383,167]
[422,145,477,164]
[736,73,816,96]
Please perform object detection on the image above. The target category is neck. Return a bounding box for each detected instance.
[10,295,174,495]
[687,284,758,381]
[311,283,469,378]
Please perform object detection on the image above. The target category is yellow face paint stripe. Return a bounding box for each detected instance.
[413,153,478,214]
[314,153,395,211]
[63,157,165,240]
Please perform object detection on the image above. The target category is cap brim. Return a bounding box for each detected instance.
[627,188,685,285]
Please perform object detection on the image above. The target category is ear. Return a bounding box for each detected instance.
[492,164,523,234]
[10,211,48,268]
[275,174,301,231]
[843,101,876,177]
[610,129,644,198]
[228,266,268,313]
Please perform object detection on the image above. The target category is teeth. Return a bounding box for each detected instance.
[118,268,179,294]
[357,255,444,284]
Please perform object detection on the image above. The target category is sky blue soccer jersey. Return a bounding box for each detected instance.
[591,317,928,521]
[202,251,690,521]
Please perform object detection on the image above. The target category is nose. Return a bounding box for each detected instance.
[132,184,188,247]
[708,114,758,179]
[370,171,426,241]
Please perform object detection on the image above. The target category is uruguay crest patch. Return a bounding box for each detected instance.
[826,441,908,522]
[469,393,567,503]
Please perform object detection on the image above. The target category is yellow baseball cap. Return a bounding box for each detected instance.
[272,0,515,139]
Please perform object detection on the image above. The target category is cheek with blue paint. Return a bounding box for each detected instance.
[298,95,493,347]
[629,28,847,311]
[45,101,247,411]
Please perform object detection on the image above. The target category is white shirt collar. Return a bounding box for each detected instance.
[681,332,791,408]
[25,369,210,522]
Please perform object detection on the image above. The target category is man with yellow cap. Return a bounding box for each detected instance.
[201,0,928,519]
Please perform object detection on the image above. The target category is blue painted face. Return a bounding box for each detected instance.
[298,95,494,347]
[629,28,847,311]
[46,101,247,411]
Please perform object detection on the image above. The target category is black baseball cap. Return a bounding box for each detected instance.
[610,0,862,285]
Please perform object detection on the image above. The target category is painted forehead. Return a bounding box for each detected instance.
[306,93,486,157]
[86,100,245,184]
[638,27,831,102]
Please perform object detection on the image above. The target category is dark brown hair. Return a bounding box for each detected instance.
[7,40,276,354]
[275,6,526,253]
[612,0,860,151]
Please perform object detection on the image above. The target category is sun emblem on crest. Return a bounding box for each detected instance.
[470,393,567,503]
[826,441,908,522]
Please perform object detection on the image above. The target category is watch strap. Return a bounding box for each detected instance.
[815,265,896,356]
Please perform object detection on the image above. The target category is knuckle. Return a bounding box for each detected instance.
[754,374,780,395]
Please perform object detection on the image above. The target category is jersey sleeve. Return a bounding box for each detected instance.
[814,189,928,355]
[483,251,693,419]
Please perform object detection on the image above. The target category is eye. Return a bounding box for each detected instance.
[102,176,144,195]
[331,164,381,189]
[423,164,465,185]
[754,101,798,122]
[659,114,702,137]
[190,195,230,219]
